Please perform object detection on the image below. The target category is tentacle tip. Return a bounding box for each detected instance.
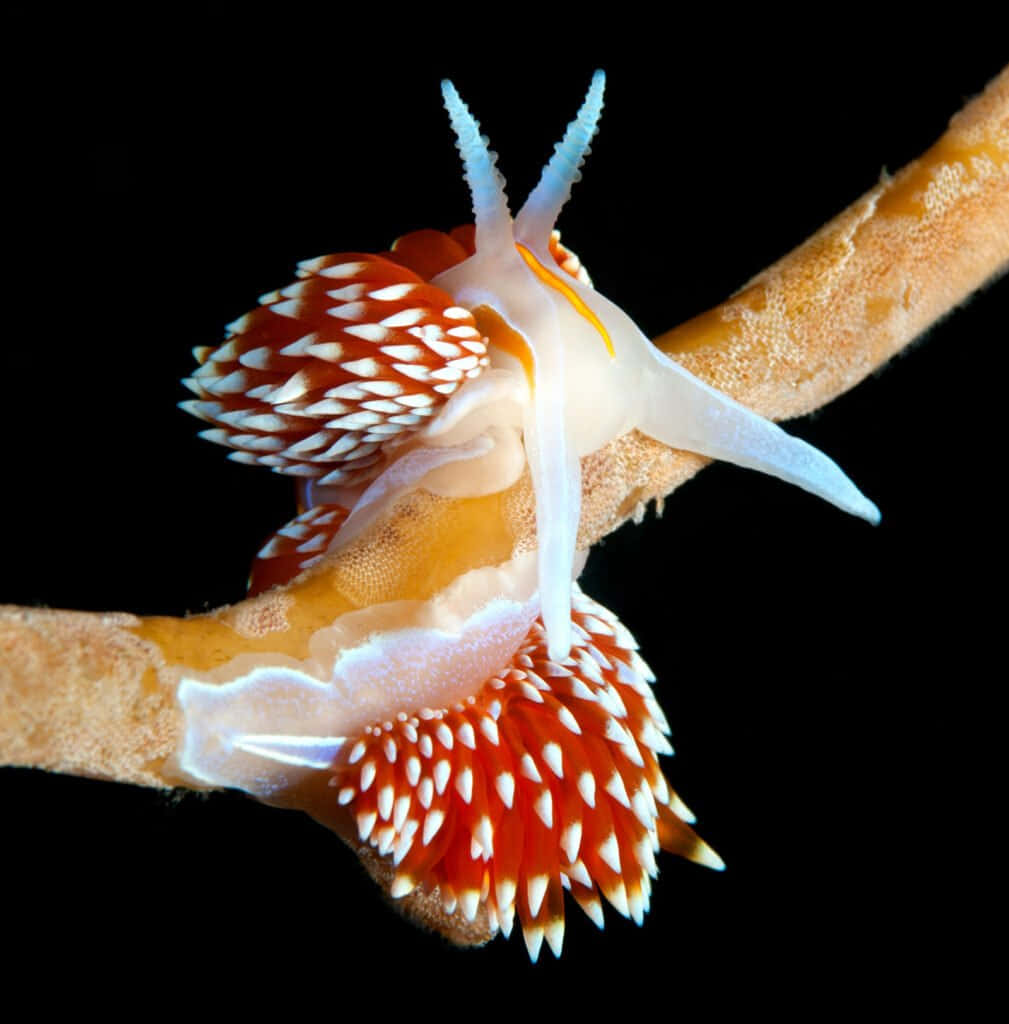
[862,499,882,526]
[544,619,573,663]
[845,492,881,526]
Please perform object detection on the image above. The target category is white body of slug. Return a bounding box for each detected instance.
[175,71,879,797]
[415,72,877,659]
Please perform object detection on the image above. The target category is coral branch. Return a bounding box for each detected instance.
[0,607,180,787]
[657,64,1009,420]
[2,67,1007,795]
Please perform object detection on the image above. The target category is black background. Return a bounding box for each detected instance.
[3,12,1004,1014]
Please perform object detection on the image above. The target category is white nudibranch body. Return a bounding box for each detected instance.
[424,71,879,659]
[176,70,879,806]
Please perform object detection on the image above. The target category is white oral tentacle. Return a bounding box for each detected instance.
[441,266,582,662]
[523,303,581,660]
[642,344,881,523]
[574,279,881,523]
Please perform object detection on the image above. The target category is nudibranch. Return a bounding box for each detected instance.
[174,72,880,958]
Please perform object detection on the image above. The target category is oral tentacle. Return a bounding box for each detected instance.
[439,276,583,661]
[639,335,881,523]
[558,271,881,524]
[521,309,582,661]
[515,69,606,249]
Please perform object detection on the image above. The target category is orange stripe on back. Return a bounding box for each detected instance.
[515,243,614,358]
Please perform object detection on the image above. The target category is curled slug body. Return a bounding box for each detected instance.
[175,72,880,957]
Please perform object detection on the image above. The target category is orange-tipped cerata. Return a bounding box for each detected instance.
[331,586,721,961]
[181,253,489,487]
